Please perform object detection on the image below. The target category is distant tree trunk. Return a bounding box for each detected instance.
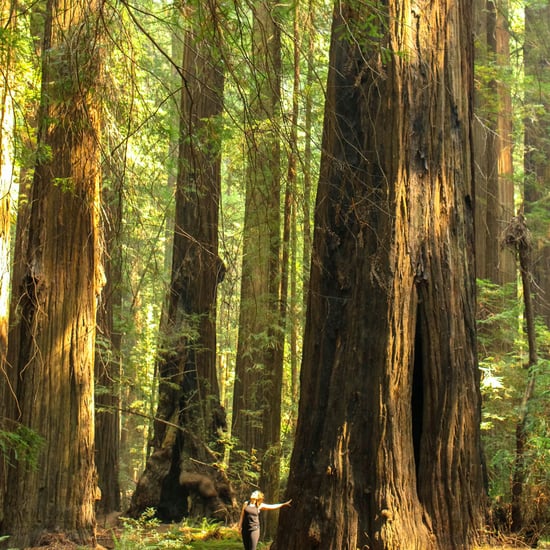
[94,154,123,515]
[492,0,515,282]
[0,0,16,522]
[503,215,538,536]
[274,1,485,549]
[0,2,42,522]
[524,0,550,326]
[292,0,315,413]
[231,0,283,509]
[473,0,515,283]
[0,0,103,545]
[0,0,15,370]
[302,0,314,316]
[508,0,550,536]
[128,2,233,522]
[280,0,298,431]
[288,0,302,419]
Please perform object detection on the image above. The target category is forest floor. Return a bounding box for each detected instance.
[19,517,550,550]
[22,535,550,550]
[22,533,550,550]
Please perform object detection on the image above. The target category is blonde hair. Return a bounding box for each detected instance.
[250,490,264,503]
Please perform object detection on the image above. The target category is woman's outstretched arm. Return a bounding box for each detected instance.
[259,499,292,511]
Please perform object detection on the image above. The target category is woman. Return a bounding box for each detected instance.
[238,490,291,550]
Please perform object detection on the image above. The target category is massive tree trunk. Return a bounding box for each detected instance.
[128,2,233,522]
[231,0,283,512]
[274,1,485,549]
[0,0,103,545]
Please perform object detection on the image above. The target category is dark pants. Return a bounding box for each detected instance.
[242,528,260,550]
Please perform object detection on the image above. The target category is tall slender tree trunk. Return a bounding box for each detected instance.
[0,0,103,545]
[292,0,316,414]
[288,0,302,422]
[274,1,484,548]
[473,0,515,284]
[95,153,123,515]
[492,0,515,282]
[0,0,15,371]
[507,0,550,536]
[0,0,16,523]
[524,0,550,326]
[129,1,233,522]
[231,0,283,508]
[0,1,44,522]
[302,0,314,316]
[503,215,538,537]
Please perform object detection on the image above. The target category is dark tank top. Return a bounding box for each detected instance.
[243,503,260,532]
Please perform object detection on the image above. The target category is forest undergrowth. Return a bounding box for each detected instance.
[17,513,550,550]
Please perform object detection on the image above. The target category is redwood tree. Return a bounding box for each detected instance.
[524,0,550,326]
[509,0,550,534]
[0,0,103,545]
[274,1,485,548]
[0,0,15,522]
[94,150,124,515]
[473,0,515,284]
[128,0,232,522]
[0,0,15,369]
[231,1,284,512]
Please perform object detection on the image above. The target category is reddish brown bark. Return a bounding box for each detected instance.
[473,0,515,284]
[129,2,232,522]
[95,168,123,514]
[0,0,103,545]
[231,0,283,515]
[274,1,484,548]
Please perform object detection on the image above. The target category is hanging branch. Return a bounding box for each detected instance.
[502,213,538,535]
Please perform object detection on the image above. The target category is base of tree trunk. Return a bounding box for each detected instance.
[128,428,237,523]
